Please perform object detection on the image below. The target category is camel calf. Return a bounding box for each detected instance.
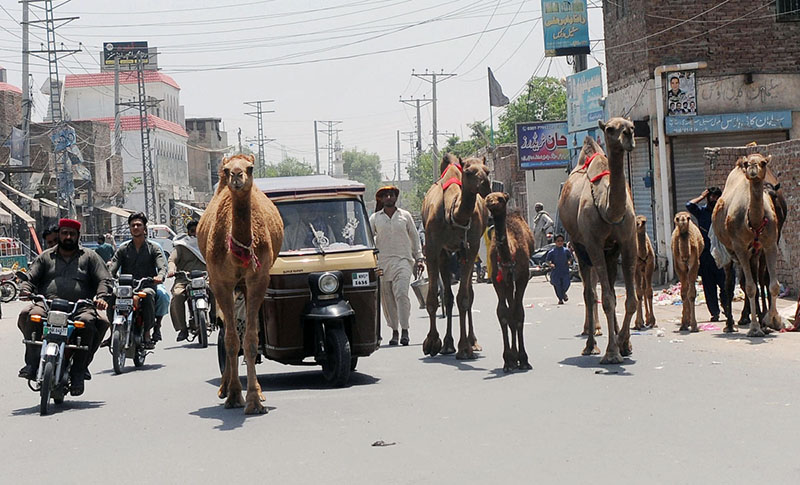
[672,212,703,332]
[634,215,656,330]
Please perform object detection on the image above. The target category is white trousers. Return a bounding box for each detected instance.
[380,258,413,331]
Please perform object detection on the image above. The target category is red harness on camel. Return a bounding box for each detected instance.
[582,153,610,183]
[228,234,262,270]
[748,216,769,254]
[440,162,463,190]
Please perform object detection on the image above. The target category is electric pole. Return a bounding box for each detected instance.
[21,1,31,169]
[313,121,320,174]
[237,128,243,153]
[396,130,400,183]
[401,130,416,178]
[399,95,431,163]
[244,99,274,177]
[412,69,455,180]
[316,121,342,175]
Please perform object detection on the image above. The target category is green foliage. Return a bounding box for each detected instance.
[342,148,383,201]
[444,121,491,159]
[496,76,567,144]
[124,176,143,194]
[263,156,314,177]
[404,151,435,214]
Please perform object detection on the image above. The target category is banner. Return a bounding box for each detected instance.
[516,121,570,170]
[542,0,590,57]
[666,71,697,116]
[566,66,604,133]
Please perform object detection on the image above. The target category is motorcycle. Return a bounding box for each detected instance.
[110,275,154,374]
[0,270,19,302]
[174,270,212,348]
[21,295,94,416]
[529,243,580,282]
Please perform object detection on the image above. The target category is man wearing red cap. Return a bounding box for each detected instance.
[18,218,112,396]
[369,186,424,346]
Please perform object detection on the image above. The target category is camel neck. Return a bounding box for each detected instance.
[453,188,477,225]
[637,231,648,258]
[606,145,627,221]
[748,178,765,226]
[493,212,512,262]
[231,190,253,244]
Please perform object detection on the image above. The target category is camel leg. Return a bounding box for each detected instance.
[679,271,690,331]
[575,249,600,355]
[242,279,268,414]
[763,248,782,331]
[634,269,644,330]
[604,248,621,335]
[214,286,245,408]
[439,255,456,355]
[467,282,481,351]
[495,296,513,372]
[455,262,476,360]
[735,249,764,337]
[722,263,737,332]
[591,247,622,364]
[422,251,443,357]
[645,275,656,328]
[688,263,700,332]
[739,264,752,325]
[615,246,636,356]
[514,275,532,370]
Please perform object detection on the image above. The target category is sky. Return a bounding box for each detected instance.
[0,0,605,180]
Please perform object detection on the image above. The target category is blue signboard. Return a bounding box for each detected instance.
[516,121,570,170]
[542,0,590,57]
[665,110,792,135]
[566,66,603,133]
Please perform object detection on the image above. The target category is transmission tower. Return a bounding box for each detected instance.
[316,121,342,175]
[244,100,274,177]
[399,96,431,163]
[411,69,456,180]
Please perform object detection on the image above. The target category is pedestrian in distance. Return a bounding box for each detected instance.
[686,187,727,321]
[94,234,115,263]
[546,234,573,305]
[369,185,424,346]
[532,202,554,250]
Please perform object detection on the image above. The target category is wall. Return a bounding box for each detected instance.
[0,89,21,140]
[704,140,800,290]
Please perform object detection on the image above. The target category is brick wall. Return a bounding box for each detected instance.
[0,89,21,140]
[478,143,529,222]
[704,139,800,290]
[605,1,800,93]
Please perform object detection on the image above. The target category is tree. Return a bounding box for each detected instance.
[444,121,491,159]
[496,76,567,144]
[263,156,314,177]
[342,148,382,201]
[404,151,434,214]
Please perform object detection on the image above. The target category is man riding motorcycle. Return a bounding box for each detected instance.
[167,220,207,342]
[17,218,112,396]
[108,212,167,348]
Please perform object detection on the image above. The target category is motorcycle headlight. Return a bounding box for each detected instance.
[116,286,132,298]
[318,272,340,294]
[191,277,205,289]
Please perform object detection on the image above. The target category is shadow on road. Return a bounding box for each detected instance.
[484,366,533,380]
[190,404,276,431]
[204,370,379,392]
[558,355,635,376]
[711,332,776,345]
[97,363,166,375]
[418,354,488,372]
[11,400,105,416]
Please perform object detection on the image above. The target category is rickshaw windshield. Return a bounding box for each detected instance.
[276,198,374,255]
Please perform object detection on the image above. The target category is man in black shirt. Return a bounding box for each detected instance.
[18,218,112,396]
[686,187,726,321]
[108,212,167,347]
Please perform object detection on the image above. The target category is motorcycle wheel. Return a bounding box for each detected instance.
[40,359,54,416]
[133,346,146,368]
[197,311,208,349]
[217,325,226,375]
[321,326,351,388]
[0,280,18,303]
[111,329,126,375]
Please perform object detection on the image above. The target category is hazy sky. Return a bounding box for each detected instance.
[0,0,604,179]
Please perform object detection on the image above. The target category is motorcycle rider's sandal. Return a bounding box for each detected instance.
[18,365,36,380]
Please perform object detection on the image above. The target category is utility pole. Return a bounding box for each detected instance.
[316,121,342,175]
[399,95,431,163]
[21,1,31,169]
[401,130,416,173]
[396,130,400,183]
[412,69,455,181]
[237,128,243,153]
[244,99,274,177]
[113,57,121,157]
[313,121,320,174]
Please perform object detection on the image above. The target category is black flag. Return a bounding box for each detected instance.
[488,67,509,107]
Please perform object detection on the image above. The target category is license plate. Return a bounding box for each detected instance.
[352,272,369,287]
[117,298,133,306]
[191,290,205,297]
[48,326,68,336]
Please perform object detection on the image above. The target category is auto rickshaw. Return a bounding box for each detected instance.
[217,175,380,387]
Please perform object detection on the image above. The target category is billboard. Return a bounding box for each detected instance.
[666,71,697,116]
[516,121,570,170]
[542,0,590,57]
[103,41,149,66]
[566,66,604,133]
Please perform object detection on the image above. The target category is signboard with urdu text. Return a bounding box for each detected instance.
[541,0,590,57]
[665,110,792,135]
[566,66,604,133]
[516,121,570,170]
[103,41,149,66]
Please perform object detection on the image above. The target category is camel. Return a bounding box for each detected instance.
[421,153,490,359]
[579,269,602,337]
[671,212,703,332]
[634,215,656,330]
[197,154,283,414]
[485,192,535,372]
[557,118,638,364]
[712,153,782,337]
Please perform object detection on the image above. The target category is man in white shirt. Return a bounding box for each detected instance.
[369,186,424,346]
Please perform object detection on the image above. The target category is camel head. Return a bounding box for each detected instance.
[577,135,605,167]
[674,211,692,236]
[440,152,461,175]
[461,156,491,197]
[220,154,255,192]
[737,153,770,182]
[636,215,647,236]
[598,117,635,152]
[484,192,509,216]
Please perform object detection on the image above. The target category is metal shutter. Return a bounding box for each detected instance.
[670,131,787,215]
[629,138,657,249]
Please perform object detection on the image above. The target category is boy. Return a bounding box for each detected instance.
[546,234,573,305]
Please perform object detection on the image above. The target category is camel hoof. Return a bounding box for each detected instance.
[594,329,603,336]
[518,361,533,370]
[747,327,765,338]
[620,343,632,357]
[503,365,513,373]
[633,325,643,331]
[739,317,751,326]
[224,392,245,409]
[218,386,228,399]
[582,345,600,356]
[679,324,689,332]
[723,324,737,333]
[471,342,482,352]
[244,399,267,415]
[455,348,475,360]
[690,327,699,333]
[423,336,442,357]
[600,352,624,365]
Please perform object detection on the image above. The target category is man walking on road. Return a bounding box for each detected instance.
[369,186,424,346]
[94,234,115,263]
[686,187,726,321]
[167,220,207,342]
[532,202,554,250]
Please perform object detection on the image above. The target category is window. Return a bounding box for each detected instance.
[777,0,800,21]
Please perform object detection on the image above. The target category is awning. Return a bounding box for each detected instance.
[37,198,63,218]
[98,206,133,218]
[0,181,39,211]
[0,191,35,225]
[174,201,205,215]
[0,206,11,225]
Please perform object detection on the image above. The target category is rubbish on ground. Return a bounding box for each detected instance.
[654,366,664,370]
[595,370,619,375]
[371,440,397,447]
[699,323,720,331]
[656,328,665,337]
[669,338,684,343]
[711,361,722,365]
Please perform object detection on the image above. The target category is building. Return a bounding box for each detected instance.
[62,70,191,227]
[185,117,228,203]
[602,1,800,275]
[0,66,22,143]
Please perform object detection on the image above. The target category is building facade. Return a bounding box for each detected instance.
[185,117,228,203]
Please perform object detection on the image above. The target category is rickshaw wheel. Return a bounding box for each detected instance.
[350,357,358,372]
[321,326,351,387]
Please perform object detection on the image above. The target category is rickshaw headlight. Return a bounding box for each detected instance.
[318,273,340,294]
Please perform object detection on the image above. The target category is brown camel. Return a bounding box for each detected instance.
[712,153,782,337]
[557,118,637,364]
[197,154,283,414]
[421,153,490,359]
[671,211,703,332]
[485,192,535,372]
[634,215,656,330]
[579,269,602,337]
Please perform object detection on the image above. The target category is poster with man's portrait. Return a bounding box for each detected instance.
[666,71,697,116]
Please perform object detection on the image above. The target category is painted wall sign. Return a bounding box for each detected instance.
[516,121,570,170]
[665,110,792,135]
[566,66,604,133]
[541,0,590,57]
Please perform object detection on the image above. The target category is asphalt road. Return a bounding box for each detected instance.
[1,278,799,484]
